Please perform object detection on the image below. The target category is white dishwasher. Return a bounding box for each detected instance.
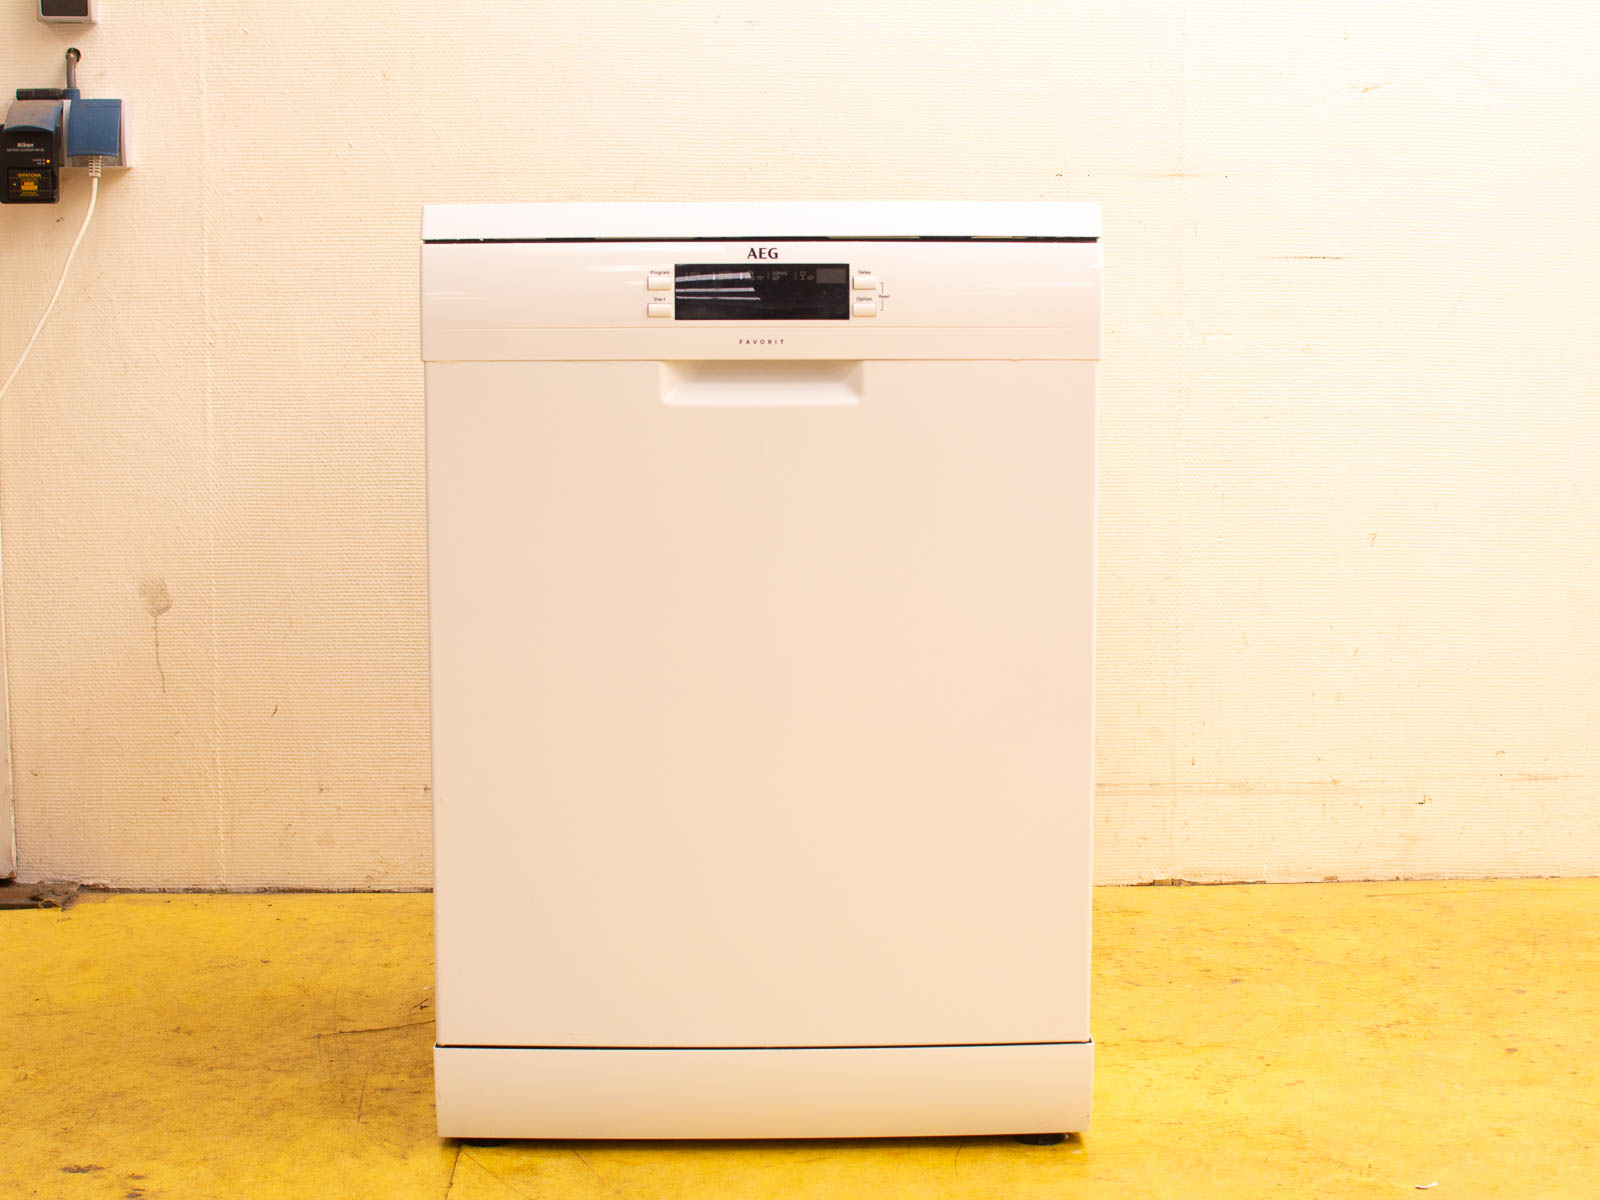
[423,202,1101,1141]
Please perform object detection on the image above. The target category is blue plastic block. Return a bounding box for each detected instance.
[66,97,124,165]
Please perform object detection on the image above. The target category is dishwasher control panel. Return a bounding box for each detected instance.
[422,236,1099,361]
[644,263,882,321]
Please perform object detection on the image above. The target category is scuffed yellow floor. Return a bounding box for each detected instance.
[3,880,1597,1198]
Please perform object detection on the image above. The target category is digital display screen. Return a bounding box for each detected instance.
[674,263,850,320]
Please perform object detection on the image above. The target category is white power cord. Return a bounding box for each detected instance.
[0,156,102,404]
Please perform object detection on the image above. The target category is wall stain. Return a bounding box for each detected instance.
[138,577,173,693]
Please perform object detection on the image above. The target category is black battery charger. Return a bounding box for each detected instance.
[2,99,65,204]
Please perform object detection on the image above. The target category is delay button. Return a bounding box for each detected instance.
[853,272,879,291]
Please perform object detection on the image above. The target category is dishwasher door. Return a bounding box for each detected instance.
[428,355,1095,1051]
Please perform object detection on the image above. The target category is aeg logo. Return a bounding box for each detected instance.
[747,247,779,260]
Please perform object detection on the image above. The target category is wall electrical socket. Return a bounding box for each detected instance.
[2,50,130,204]
[38,0,99,25]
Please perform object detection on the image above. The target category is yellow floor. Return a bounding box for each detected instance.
[3,881,1596,1199]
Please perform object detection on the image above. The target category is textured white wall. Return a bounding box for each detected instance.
[1,2,1596,887]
